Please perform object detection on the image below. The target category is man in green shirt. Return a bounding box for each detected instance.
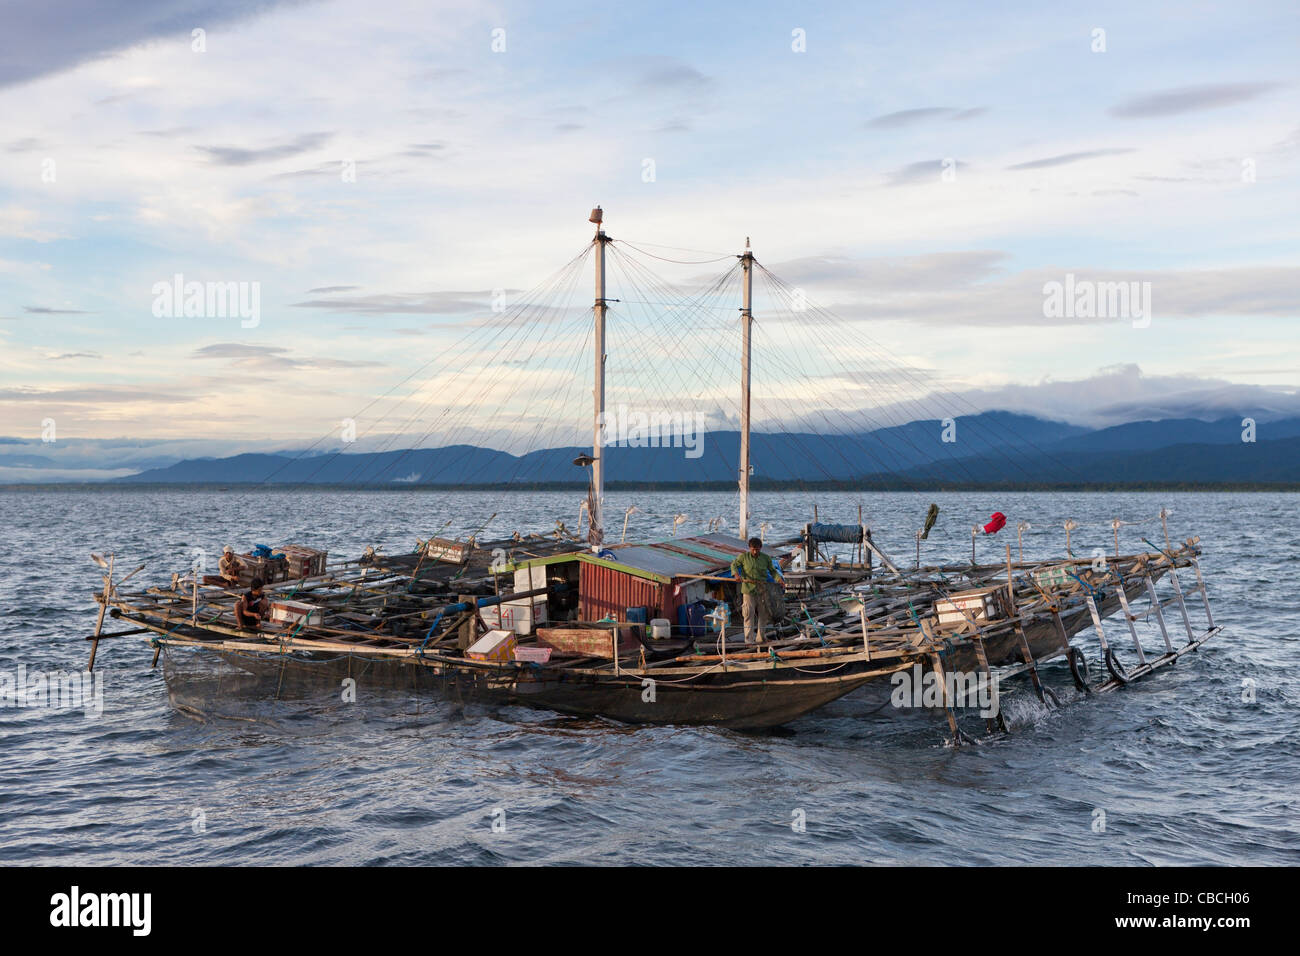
[730,537,783,645]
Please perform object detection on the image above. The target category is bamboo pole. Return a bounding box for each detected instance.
[88,553,115,672]
[1005,543,1015,606]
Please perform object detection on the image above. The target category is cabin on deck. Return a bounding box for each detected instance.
[496,534,789,635]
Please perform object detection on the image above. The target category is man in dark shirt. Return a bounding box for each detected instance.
[235,578,269,629]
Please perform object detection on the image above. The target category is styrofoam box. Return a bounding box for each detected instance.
[270,599,323,627]
[481,600,547,636]
[466,629,517,662]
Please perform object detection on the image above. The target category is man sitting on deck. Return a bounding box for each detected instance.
[730,537,783,646]
[235,578,269,630]
[219,545,243,586]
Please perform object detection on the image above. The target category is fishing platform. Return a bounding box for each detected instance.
[85,208,1223,739]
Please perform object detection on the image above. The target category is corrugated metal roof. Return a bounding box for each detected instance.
[593,544,718,580]
[684,534,751,555]
[511,552,584,571]
[578,534,782,582]
[513,534,781,583]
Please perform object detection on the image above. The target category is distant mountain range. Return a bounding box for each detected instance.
[92,412,1300,488]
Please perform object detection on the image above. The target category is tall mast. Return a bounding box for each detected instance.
[590,206,608,547]
[739,238,753,540]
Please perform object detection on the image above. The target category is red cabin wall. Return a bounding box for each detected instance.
[579,563,675,622]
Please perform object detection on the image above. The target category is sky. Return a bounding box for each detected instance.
[1,0,1298,473]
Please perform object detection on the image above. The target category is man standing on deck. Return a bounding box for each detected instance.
[730,537,783,646]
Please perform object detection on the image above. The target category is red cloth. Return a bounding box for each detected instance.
[983,512,1007,534]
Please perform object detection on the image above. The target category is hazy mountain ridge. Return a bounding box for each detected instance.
[89,413,1300,487]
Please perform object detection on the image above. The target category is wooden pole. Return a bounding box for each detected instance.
[590,208,608,546]
[88,598,108,672]
[738,240,753,540]
[88,553,115,672]
[1005,543,1015,607]
[928,651,962,745]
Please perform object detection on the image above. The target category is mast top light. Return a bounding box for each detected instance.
[589,206,603,225]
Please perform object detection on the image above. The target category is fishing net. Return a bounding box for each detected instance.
[758,581,788,623]
[158,643,471,723]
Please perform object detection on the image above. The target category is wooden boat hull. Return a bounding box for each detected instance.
[109,544,1203,734]
[498,666,892,729]
[159,641,903,730]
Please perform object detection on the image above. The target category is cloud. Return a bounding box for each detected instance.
[776,365,1300,433]
[635,61,713,93]
[196,131,334,166]
[138,127,197,138]
[867,107,985,129]
[1110,82,1280,118]
[885,159,963,186]
[24,305,89,314]
[290,290,508,314]
[1,207,66,242]
[1006,148,1136,170]
[0,0,313,89]
[192,343,290,359]
[0,465,140,482]
[269,162,348,179]
[765,252,1300,327]
[0,385,193,404]
[933,364,1300,427]
[47,351,103,360]
[765,251,1007,291]
[191,341,383,369]
[306,285,360,294]
[604,55,717,112]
